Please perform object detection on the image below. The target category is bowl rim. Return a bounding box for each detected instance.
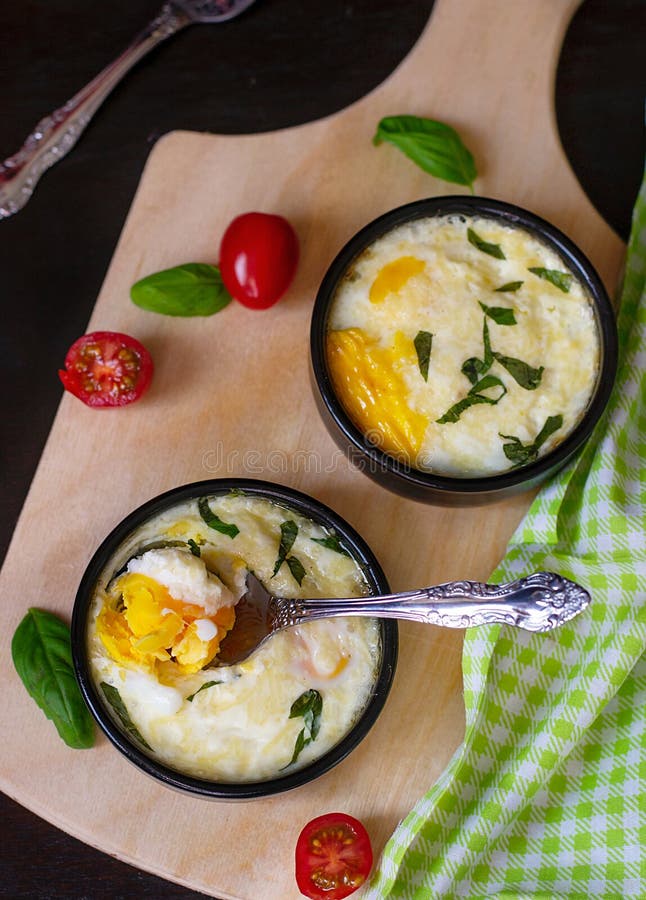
[310,194,618,494]
[71,478,398,799]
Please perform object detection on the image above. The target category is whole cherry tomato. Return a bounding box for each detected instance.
[295,812,373,900]
[219,211,299,309]
[58,331,154,408]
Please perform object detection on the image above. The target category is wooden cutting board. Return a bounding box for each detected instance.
[0,1,625,897]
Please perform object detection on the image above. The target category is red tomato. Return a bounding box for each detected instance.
[295,812,373,900]
[58,331,154,408]
[219,211,299,309]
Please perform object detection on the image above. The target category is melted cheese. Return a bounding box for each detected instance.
[88,495,381,782]
[328,215,600,476]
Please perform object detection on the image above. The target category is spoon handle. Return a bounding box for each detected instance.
[0,3,189,219]
[276,572,590,633]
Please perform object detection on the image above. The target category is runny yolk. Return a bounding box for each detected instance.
[96,572,235,675]
[369,256,426,303]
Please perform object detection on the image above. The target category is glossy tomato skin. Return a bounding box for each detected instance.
[58,331,154,408]
[295,812,373,900]
[219,212,299,309]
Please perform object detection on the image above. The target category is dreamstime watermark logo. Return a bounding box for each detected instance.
[200,431,425,477]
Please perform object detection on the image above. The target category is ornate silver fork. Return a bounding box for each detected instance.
[0,0,256,219]
[215,570,591,665]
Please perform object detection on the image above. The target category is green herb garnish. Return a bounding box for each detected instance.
[311,534,350,557]
[273,520,298,576]
[437,374,507,424]
[131,263,233,316]
[284,689,323,767]
[187,539,201,557]
[499,414,564,467]
[11,609,95,749]
[286,556,306,586]
[461,318,494,385]
[492,352,544,390]
[527,267,572,293]
[467,227,506,259]
[373,115,477,191]
[494,281,523,293]
[413,330,433,381]
[198,497,239,539]
[100,682,152,751]
[479,301,516,326]
[187,681,222,702]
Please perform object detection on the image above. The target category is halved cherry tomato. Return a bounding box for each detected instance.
[219,211,299,309]
[295,812,373,900]
[58,331,154,408]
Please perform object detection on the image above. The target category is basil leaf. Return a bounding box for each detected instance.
[494,281,523,293]
[187,539,201,557]
[461,318,493,385]
[284,689,323,767]
[198,497,239,539]
[499,414,563,467]
[11,609,94,749]
[493,352,544,390]
[467,227,506,259]
[273,520,298,577]
[373,115,477,191]
[286,555,306,586]
[311,534,351,557]
[437,374,507,424]
[413,330,433,381]
[527,267,572,293]
[187,680,222,702]
[131,263,232,317]
[479,301,516,326]
[100,682,152,751]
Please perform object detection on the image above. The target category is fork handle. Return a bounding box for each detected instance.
[276,572,590,634]
[0,3,190,219]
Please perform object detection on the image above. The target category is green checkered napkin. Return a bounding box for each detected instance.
[366,170,646,899]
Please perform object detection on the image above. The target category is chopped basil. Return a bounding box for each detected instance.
[461,318,494,385]
[437,374,507,424]
[187,539,201,557]
[284,689,323,767]
[499,414,564,467]
[413,330,434,381]
[479,301,516,326]
[528,267,572,293]
[198,497,239,539]
[311,534,351,557]
[130,263,232,317]
[100,682,152,751]
[467,227,506,260]
[286,556,306,586]
[372,115,477,191]
[272,520,298,576]
[493,352,544,390]
[11,609,95,749]
[187,680,222,702]
[494,281,523,293]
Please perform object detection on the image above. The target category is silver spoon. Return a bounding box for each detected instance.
[0,0,256,219]
[215,570,590,665]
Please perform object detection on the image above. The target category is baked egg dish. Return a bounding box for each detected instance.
[327,214,600,477]
[87,492,381,783]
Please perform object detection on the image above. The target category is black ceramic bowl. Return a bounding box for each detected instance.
[71,479,397,800]
[310,196,618,505]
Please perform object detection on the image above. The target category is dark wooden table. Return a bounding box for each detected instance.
[1,1,644,897]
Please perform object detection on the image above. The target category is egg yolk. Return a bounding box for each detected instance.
[369,255,426,303]
[97,572,235,675]
[326,327,428,460]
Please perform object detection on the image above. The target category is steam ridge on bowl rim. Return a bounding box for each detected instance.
[70,479,397,800]
[310,195,618,506]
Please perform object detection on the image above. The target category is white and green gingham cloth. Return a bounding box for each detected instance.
[366,170,646,899]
